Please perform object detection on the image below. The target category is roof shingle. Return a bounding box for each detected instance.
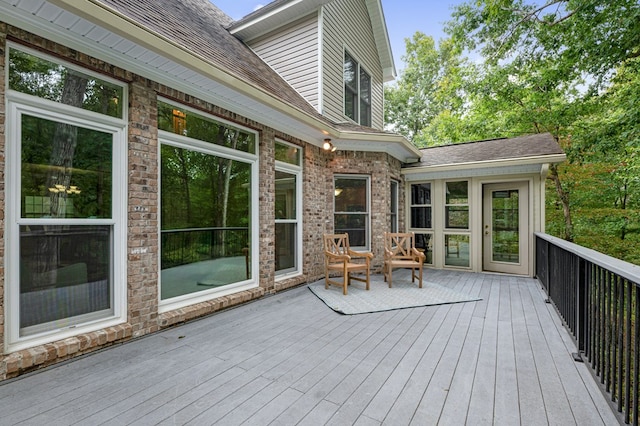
[407,133,565,167]
[96,0,324,119]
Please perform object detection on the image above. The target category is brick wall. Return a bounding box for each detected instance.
[326,150,403,272]
[0,24,404,381]
[127,79,160,337]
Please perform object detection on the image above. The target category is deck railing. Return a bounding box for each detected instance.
[536,233,640,425]
[161,227,249,269]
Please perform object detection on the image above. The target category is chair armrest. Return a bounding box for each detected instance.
[384,248,394,260]
[348,249,373,260]
[411,248,426,262]
[324,251,350,262]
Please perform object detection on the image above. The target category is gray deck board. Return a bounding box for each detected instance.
[0,269,622,425]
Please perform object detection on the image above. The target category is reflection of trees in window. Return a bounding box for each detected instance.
[157,101,255,153]
[410,183,432,229]
[445,181,469,229]
[161,146,250,230]
[11,49,122,331]
[334,177,369,248]
[9,48,123,118]
[343,52,371,126]
[344,53,357,121]
[21,116,112,219]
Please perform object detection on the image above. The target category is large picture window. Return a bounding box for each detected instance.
[6,46,126,349]
[334,176,370,249]
[158,101,257,306]
[275,141,302,276]
[344,52,372,127]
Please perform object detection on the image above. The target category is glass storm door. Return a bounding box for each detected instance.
[483,182,529,275]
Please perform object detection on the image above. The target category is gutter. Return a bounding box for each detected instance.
[401,153,567,175]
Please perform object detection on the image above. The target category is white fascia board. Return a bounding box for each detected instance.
[229,0,330,41]
[401,154,568,176]
[365,0,396,81]
[331,131,423,162]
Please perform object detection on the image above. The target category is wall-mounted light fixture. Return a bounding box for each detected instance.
[323,138,337,152]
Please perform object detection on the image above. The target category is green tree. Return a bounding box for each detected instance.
[384,33,466,146]
[442,0,640,242]
[446,0,640,87]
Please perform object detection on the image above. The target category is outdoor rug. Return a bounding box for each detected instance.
[308,275,481,315]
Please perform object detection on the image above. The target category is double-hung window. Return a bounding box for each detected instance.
[444,180,470,267]
[6,46,127,351]
[275,141,302,277]
[343,52,372,127]
[334,176,370,250]
[409,182,433,264]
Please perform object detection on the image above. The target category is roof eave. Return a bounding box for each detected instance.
[365,0,396,81]
[332,131,422,162]
[229,0,330,41]
[401,153,568,175]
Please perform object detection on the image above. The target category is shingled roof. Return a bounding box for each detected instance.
[96,0,325,121]
[405,133,565,168]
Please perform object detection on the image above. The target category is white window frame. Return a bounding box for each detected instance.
[334,174,371,251]
[390,180,399,233]
[343,50,372,126]
[5,46,128,352]
[444,180,471,269]
[444,180,470,230]
[275,140,303,279]
[408,181,434,265]
[157,99,260,313]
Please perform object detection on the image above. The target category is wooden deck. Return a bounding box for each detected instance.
[0,270,621,425]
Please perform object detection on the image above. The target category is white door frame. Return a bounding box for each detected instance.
[482,181,530,275]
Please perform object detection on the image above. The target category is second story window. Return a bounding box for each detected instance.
[344,52,371,127]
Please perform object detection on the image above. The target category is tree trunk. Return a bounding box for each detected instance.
[39,72,87,280]
[176,149,192,225]
[548,163,573,242]
[46,73,88,217]
[220,130,240,256]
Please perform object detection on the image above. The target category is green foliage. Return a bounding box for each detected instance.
[384,33,467,146]
[9,48,123,118]
[384,0,640,263]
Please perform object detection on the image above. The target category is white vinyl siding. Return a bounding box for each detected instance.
[249,14,320,110]
[321,0,384,129]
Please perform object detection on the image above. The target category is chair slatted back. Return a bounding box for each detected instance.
[324,233,350,257]
[385,232,417,259]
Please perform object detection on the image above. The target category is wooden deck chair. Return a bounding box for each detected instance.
[383,232,426,288]
[323,233,373,295]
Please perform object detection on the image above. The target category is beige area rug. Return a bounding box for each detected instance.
[308,274,481,315]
